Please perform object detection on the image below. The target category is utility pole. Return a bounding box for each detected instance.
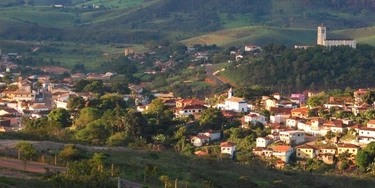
[118,177,121,188]
[175,178,178,188]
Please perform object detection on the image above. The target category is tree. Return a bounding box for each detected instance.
[123,111,146,138]
[73,107,102,128]
[50,160,116,188]
[364,90,375,105]
[146,99,166,115]
[67,96,85,110]
[91,152,107,172]
[58,144,82,166]
[15,141,37,170]
[356,150,372,171]
[306,95,324,107]
[83,80,105,94]
[159,175,171,188]
[48,108,71,127]
[75,120,111,145]
[199,108,225,130]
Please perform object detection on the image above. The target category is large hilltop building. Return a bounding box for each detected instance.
[295,25,356,49]
[317,25,356,49]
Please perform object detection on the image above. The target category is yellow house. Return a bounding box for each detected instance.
[296,144,316,159]
[337,143,359,158]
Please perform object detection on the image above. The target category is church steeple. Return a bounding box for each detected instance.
[228,87,233,98]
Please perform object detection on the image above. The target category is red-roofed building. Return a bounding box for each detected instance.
[176,98,204,108]
[272,145,294,163]
[367,120,375,128]
[291,107,311,118]
[269,107,292,124]
[194,150,208,157]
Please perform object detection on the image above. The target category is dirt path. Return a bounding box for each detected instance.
[0,158,66,173]
[199,37,210,45]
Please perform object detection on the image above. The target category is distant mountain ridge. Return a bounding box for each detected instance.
[1,0,375,45]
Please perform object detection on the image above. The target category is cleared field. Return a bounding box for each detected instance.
[181,26,317,47]
[333,26,375,46]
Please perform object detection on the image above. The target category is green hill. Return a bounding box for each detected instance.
[1,0,375,45]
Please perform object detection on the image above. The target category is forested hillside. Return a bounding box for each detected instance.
[2,0,375,45]
[219,44,375,93]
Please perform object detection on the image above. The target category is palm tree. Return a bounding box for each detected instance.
[159,175,170,188]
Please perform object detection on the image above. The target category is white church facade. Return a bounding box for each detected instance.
[217,88,249,112]
[317,25,356,48]
[295,25,356,49]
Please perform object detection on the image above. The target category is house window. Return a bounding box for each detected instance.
[198,110,201,112]
[222,148,225,150]
[353,149,355,152]
[339,149,342,152]
[193,110,195,112]
[184,110,187,113]
[298,153,300,156]
[227,148,230,150]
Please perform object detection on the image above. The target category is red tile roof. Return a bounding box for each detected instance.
[220,142,236,147]
[337,143,359,148]
[273,145,291,152]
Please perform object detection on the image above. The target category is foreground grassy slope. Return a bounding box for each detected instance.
[107,150,375,188]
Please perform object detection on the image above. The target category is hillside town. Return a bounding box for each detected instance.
[0,48,374,170]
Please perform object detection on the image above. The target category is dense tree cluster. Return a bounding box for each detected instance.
[223,44,375,93]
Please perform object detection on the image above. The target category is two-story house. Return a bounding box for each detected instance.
[242,112,267,128]
[279,130,305,145]
[220,142,236,158]
[256,137,273,148]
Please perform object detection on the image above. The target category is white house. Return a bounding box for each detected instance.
[243,113,267,127]
[279,130,305,145]
[244,45,261,52]
[190,135,210,147]
[198,129,221,141]
[217,88,248,113]
[286,117,304,130]
[220,142,236,158]
[256,137,273,148]
[358,127,375,144]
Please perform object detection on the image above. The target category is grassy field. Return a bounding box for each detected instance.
[32,42,145,70]
[181,26,318,47]
[333,26,375,46]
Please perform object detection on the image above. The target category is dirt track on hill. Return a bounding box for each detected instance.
[0,158,66,173]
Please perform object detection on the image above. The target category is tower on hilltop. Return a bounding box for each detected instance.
[317,24,326,45]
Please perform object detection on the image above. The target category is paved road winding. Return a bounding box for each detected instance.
[204,64,226,85]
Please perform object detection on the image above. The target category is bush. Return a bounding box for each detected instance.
[339,161,349,170]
